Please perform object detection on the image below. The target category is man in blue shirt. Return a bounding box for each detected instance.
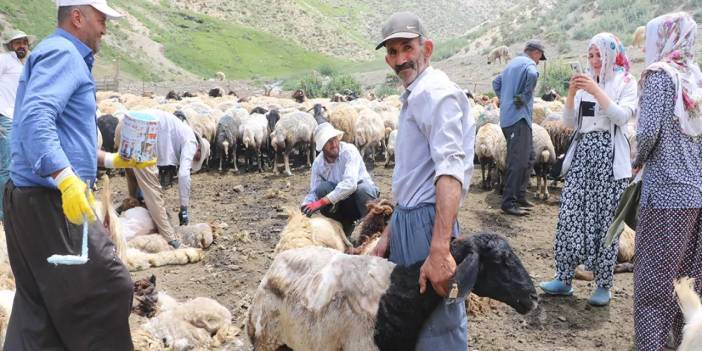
[4,2,152,349]
[492,40,546,216]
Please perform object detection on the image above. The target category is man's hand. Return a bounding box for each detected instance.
[104,153,156,169]
[370,226,391,258]
[418,245,456,297]
[302,198,330,217]
[55,169,95,224]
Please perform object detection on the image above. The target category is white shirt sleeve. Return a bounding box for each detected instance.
[302,159,321,206]
[177,136,198,207]
[607,77,638,127]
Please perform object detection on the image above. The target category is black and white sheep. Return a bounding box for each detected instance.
[308,103,328,125]
[247,233,538,351]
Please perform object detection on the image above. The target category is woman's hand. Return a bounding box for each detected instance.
[573,75,601,96]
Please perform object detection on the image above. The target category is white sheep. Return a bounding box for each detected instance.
[674,277,702,351]
[329,104,359,144]
[239,113,269,172]
[247,233,538,351]
[354,108,386,163]
[475,123,504,190]
[274,210,350,254]
[215,71,226,81]
[270,111,317,176]
[532,123,556,200]
[179,223,215,249]
[384,129,398,168]
[632,26,646,48]
[481,123,507,192]
[487,45,511,65]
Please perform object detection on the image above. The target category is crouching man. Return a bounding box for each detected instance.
[301,123,379,236]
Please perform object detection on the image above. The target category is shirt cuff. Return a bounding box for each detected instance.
[33,150,71,178]
[433,157,465,188]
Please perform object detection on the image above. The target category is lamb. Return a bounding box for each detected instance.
[487,45,511,65]
[97,114,120,152]
[247,233,538,351]
[532,123,556,200]
[274,210,350,254]
[215,71,226,81]
[354,108,386,163]
[384,129,398,168]
[329,104,359,143]
[632,26,646,48]
[270,111,317,176]
[475,123,503,190]
[674,277,702,351]
[239,113,269,172]
[215,114,238,172]
[347,199,394,255]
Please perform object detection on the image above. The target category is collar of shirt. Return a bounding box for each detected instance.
[54,28,94,71]
[400,66,434,104]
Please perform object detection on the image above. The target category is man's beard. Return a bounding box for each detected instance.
[14,48,27,59]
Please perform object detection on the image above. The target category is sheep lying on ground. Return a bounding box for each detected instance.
[487,45,511,64]
[532,123,556,200]
[248,233,538,351]
[131,275,240,350]
[674,277,702,351]
[179,223,215,249]
[274,210,351,254]
[126,247,203,272]
[475,123,503,190]
[632,26,646,48]
[270,111,317,176]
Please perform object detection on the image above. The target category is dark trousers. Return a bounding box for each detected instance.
[315,181,379,236]
[501,119,535,209]
[3,181,134,351]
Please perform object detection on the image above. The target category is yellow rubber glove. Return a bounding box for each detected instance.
[105,153,156,169]
[55,169,95,224]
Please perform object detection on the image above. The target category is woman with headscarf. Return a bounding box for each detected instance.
[633,12,702,350]
[539,33,637,306]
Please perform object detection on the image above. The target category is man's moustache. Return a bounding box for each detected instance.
[394,62,415,74]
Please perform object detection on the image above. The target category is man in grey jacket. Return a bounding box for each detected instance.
[492,40,546,216]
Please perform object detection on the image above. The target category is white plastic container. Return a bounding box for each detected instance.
[119,111,158,163]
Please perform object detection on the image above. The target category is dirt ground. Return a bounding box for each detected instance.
[107,161,636,351]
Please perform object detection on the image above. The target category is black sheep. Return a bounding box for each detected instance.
[97,114,119,152]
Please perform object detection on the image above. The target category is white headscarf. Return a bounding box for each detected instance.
[642,12,702,137]
[588,32,633,101]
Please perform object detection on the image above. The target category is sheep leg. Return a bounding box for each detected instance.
[232,144,239,173]
[284,145,293,176]
[543,173,550,200]
[272,150,280,175]
[218,153,223,172]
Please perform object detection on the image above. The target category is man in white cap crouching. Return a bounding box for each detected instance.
[301,123,379,236]
[4,2,148,349]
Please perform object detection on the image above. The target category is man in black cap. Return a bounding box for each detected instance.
[492,39,546,216]
[371,11,475,351]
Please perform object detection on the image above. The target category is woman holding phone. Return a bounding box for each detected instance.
[539,32,638,306]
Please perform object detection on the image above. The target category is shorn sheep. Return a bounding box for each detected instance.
[247,233,538,351]
[632,26,646,48]
[674,277,702,351]
[487,45,511,65]
[532,123,556,200]
[273,210,350,254]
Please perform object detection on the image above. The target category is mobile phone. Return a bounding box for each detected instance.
[569,62,583,74]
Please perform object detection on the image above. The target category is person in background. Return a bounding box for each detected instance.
[632,12,702,350]
[301,122,379,236]
[492,40,546,216]
[539,33,637,307]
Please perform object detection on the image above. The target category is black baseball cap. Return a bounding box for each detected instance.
[376,12,427,50]
[525,39,547,60]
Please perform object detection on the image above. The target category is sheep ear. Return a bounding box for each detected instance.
[445,252,479,305]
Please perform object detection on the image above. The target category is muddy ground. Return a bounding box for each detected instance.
[106,161,635,351]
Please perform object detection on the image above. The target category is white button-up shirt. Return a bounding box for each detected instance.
[0,51,25,117]
[303,141,376,205]
[392,67,475,207]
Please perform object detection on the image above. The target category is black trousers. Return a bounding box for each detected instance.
[3,181,134,351]
[501,119,535,209]
[315,180,379,236]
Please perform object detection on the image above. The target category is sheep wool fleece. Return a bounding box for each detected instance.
[388,203,467,350]
[3,181,134,350]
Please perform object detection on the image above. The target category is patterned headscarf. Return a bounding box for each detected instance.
[642,12,702,137]
[588,32,633,100]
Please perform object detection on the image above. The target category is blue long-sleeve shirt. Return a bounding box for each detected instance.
[492,54,539,128]
[11,28,98,188]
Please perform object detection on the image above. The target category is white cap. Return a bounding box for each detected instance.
[56,0,124,19]
[314,123,344,152]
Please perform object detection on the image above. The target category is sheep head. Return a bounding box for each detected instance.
[355,199,394,245]
[450,233,537,315]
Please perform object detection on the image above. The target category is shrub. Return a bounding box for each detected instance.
[324,74,362,97]
[318,64,337,77]
[538,61,572,97]
[374,84,400,99]
[291,72,362,99]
